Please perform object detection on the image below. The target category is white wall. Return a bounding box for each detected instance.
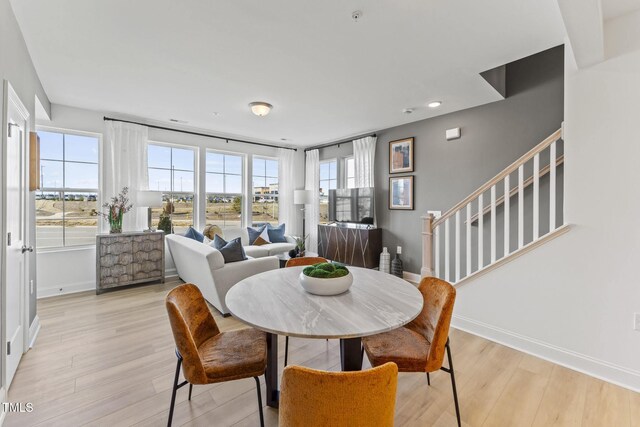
[0,0,51,393]
[452,28,640,391]
[37,104,305,297]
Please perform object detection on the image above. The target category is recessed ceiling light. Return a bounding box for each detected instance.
[402,108,414,114]
[428,101,442,108]
[249,102,273,117]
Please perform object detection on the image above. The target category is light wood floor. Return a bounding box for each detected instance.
[5,279,639,426]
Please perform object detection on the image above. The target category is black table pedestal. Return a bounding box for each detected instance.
[264,334,364,408]
[339,337,363,371]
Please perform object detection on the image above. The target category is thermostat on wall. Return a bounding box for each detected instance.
[446,127,461,141]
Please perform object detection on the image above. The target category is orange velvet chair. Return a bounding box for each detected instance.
[283,256,328,366]
[362,277,461,426]
[165,284,267,427]
[279,362,398,427]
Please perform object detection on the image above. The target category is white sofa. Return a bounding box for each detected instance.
[223,227,297,258]
[166,234,278,316]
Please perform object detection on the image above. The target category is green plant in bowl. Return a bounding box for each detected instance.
[303,263,349,279]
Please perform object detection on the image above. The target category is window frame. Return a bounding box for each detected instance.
[345,156,356,189]
[205,149,246,229]
[251,155,279,226]
[319,158,338,224]
[35,126,103,251]
[147,141,198,235]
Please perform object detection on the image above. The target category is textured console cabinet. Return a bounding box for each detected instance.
[96,231,165,294]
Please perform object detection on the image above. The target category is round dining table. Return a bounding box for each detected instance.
[225,266,423,408]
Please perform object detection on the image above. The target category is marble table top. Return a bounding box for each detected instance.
[225,266,424,339]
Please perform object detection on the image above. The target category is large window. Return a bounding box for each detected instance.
[147,144,195,235]
[36,130,100,248]
[345,157,356,189]
[252,157,279,226]
[319,159,337,223]
[206,151,244,229]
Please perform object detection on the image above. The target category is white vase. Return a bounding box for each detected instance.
[379,247,391,273]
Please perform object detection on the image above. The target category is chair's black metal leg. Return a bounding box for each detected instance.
[188,383,193,400]
[284,336,289,367]
[254,376,265,427]
[167,354,182,427]
[427,372,431,386]
[446,339,461,427]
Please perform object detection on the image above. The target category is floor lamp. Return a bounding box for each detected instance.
[294,189,312,238]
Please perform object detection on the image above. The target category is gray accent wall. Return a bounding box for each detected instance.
[374,45,564,273]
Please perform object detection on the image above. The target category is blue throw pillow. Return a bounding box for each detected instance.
[247,224,268,245]
[184,226,204,243]
[210,236,247,263]
[211,234,226,250]
[267,223,287,243]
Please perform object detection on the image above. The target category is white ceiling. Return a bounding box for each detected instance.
[602,0,640,20]
[11,0,565,147]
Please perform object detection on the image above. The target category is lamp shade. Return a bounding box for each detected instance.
[294,189,312,205]
[137,190,163,208]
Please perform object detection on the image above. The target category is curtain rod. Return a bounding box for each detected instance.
[103,116,297,151]
[304,132,377,152]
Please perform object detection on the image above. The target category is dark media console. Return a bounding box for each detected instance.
[317,223,382,269]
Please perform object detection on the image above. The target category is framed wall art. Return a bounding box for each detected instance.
[389,176,414,210]
[389,137,414,173]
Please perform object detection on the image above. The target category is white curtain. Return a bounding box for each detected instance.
[104,121,149,232]
[277,148,297,235]
[353,135,377,187]
[305,149,320,252]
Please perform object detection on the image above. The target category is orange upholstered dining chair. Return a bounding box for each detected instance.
[284,256,328,268]
[279,362,399,427]
[362,277,461,427]
[283,256,328,366]
[165,284,267,427]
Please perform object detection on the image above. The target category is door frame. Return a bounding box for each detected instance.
[1,80,31,395]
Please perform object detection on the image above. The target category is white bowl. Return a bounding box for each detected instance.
[299,271,353,296]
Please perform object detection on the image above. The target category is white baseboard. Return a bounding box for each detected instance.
[37,280,95,298]
[28,315,41,348]
[452,314,640,393]
[38,268,179,299]
[403,271,421,285]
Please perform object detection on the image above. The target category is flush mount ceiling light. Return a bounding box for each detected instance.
[428,101,442,108]
[249,102,273,117]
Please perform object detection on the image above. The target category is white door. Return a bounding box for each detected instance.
[4,83,28,388]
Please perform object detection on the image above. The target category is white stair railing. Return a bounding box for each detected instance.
[421,129,564,284]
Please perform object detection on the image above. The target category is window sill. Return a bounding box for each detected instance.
[36,245,95,254]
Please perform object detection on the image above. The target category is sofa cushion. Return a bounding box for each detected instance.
[267,223,287,243]
[184,226,205,243]
[263,242,297,256]
[211,236,247,263]
[222,227,247,245]
[247,225,270,245]
[244,245,270,258]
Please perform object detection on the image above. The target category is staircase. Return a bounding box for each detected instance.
[421,128,569,285]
